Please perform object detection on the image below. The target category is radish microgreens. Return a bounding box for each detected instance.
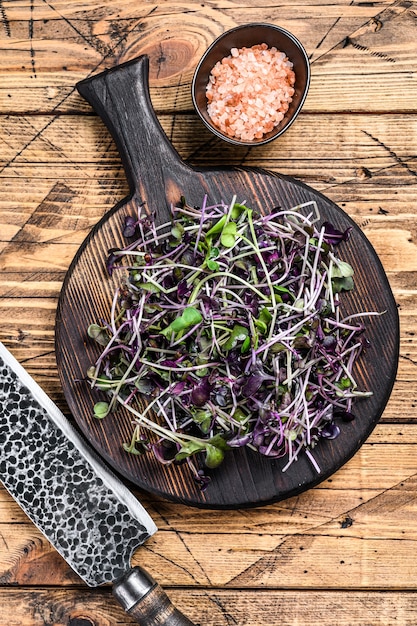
[87,196,379,489]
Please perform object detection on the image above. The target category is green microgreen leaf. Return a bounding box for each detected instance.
[223,324,249,351]
[175,440,205,462]
[182,307,203,326]
[207,259,219,271]
[255,307,273,335]
[208,434,230,451]
[171,222,184,240]
[273,285,293,296]
[205,245,220,271]
[231,202,248,219]
[170,317,188,333]
[137,282,161,294]
[338,376,352,389]
[192,409,212,434]
[206,245,220,270]
[204,443,225,468]
[93,401,110,419]
[255,319,267,334]
[332,276,354,293]
[241,335,251,353]
[220,222,237,248]
[206,215,227,238]
[331,260,354,279]
[232,408,250,428]
[160,306,203,338]
[87,323,109,347]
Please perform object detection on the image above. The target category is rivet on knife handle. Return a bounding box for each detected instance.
[113,566,194,625]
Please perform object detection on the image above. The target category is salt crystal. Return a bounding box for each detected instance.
[206,43,295,141]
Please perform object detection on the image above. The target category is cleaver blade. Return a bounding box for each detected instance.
[0,341,194,625]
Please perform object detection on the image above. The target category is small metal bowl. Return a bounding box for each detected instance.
[192,23,310,147]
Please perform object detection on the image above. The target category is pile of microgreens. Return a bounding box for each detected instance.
[87,195,378,490]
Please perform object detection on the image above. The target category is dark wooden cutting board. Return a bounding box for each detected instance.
[55,56,399,509]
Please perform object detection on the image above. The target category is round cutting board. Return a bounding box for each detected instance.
[55,56,399,509]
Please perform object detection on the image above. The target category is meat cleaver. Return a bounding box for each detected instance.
[0,341,194,625]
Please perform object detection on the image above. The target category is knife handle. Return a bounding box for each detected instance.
[113,566,195,625]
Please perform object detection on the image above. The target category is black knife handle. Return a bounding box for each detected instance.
[113,566,195,625]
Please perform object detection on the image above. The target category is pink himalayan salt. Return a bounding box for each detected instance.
[206,43,296,142]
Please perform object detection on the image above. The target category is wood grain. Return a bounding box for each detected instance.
[2,473,417,590]
[0,1,413,114]
[1,0,417,623]
[3,588,417,626]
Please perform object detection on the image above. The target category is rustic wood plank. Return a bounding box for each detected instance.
[1,113,416,200]
[1,587,417,626]
[0,1,414,114]
[2,501,417,589]
[0,484,384,527]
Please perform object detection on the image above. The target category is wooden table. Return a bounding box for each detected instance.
[0,1,416,624]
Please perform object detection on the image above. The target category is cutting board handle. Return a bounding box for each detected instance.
[76,56,191,215]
